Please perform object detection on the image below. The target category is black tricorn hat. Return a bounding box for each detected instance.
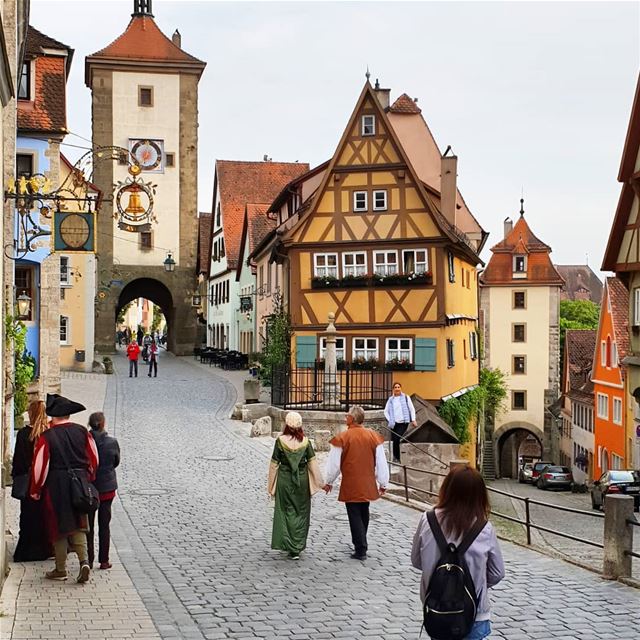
[45,394,86,417]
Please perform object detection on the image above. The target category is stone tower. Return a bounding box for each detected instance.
[85,0,205,354]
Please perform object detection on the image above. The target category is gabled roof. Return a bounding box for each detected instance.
[197,213,212,275]
[602,73,640,272]
[25,25,74,72]
[405,395,459,444]
[236,204,276,280]
[214,160,309,271]
[481,212,564,286]
[85,15,205,85]
[389,93,422,114]
[555,265,603,302]
[565,329,597,392]
[607,276,630,361]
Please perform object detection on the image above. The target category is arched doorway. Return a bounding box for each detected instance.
[116,278,174,352]
[494,422,544,479]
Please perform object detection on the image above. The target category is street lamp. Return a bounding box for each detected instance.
[192,294,202,307]
[16,291,31,319]
[163,252,176,273]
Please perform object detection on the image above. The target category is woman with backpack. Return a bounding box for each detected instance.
[411,466,505,640]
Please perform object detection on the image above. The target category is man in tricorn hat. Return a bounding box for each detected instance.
[30,394,99,583]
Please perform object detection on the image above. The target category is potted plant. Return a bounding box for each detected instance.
[311,275,340,289]
[385,357,414,371]
[103,356,113,374]
[341,274,369,288]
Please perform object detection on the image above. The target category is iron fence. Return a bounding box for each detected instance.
[271,363,392,411]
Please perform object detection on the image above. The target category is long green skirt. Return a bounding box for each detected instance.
[271,465,311,555]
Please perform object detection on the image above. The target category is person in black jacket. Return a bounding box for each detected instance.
[87,412,120,570]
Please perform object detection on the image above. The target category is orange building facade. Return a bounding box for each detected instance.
[592,277,629,476]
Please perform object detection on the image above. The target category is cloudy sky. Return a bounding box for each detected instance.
[35,0,639,268]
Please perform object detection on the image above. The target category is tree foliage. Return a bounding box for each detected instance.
[559,299,600,363]
[5,314,36,417]
[259,291,291,384]
[437,368,508,443]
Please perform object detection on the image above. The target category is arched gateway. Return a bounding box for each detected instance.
[86,0,206,355]
[493,422,543,479]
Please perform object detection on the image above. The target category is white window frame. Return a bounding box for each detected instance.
[402,249,429,275]
[313,253,338,278]
[513,255,527,273]
[353,337,378,361]
[597,392,609,419]
[374,250,398,276]
[361,114,375,136]
[611,453,624,470]
[386,338,413,363]
[634,288,640,325]
[60,315,70,345]
[469,331,478,360]
[612,342,618,368]
[320,336,346,361]
[353,191,368,212]
[60,256,70,286]
[342,252,367,277]
[601,341,606,366]
[373,190,388,211]
[613,397,623,425]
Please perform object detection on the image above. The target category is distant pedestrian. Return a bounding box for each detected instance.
[384,382,417,463]
[11,400,53,561]
[323,406,389,560]
[87,412,120,570]
[31,394,99,583]
[136,326,143,345]
[147,340,159,377]
[268,412,324,559]
[127,340,140,377]
[411,466,505,640]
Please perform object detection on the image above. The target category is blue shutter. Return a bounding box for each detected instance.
[295,335,317,368]
[415,338,437,371]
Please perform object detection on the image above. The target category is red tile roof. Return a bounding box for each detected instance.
[216,161,309,270]
[555,265,603,302]
[389,93,422,114]
[197,213,212,274]
[247,204,275,253]
[607,276,630,360]
[481,214,564,286]
[565,329,596,392]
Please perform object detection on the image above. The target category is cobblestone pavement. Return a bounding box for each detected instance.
[102,353,639,640]
[489,478,640,580]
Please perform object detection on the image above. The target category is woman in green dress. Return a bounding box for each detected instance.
[268,412,324,559]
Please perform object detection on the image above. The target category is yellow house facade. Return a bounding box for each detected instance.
[274,82,487,455]
[58,156,99,372]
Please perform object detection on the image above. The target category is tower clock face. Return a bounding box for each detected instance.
[59,213,91,248]
[130,139,163,171]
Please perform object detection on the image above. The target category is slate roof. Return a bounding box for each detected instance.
[565,329,596,392]
[481,214,564,286]
[607,276,630,361]
[555,265,603,302]
[388,93,422,114]
[215,161,309,270]
[405,395,459,444]
[197,213,212,274]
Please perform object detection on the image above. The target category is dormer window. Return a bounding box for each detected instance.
[361,114,375,136]
[513,255,527,275]
[18,61,31,100]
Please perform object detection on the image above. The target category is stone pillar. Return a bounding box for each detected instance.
[323,312,339,408]
[602,495,634,579]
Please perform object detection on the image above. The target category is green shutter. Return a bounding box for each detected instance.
[295,335,317,368]
[415,338,437,371]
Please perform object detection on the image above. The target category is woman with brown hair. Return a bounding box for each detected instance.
[268,411,324,559]
[11,400,53,561]
[411,466,505,640]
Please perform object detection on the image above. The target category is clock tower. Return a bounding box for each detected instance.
[85,0,206,354]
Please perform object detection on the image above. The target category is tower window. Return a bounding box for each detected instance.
[165,153,175,167]
[140,231,153,251]
[513,255,527,275]
[139,86,153,107]
[513,291,526,309]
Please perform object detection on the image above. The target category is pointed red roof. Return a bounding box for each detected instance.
[389,93,422,114]
[607,276,630,361]
[85,16,205,85]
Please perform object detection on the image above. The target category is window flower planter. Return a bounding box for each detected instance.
[340,275,370,288]
[373,272,432,286]
[311,276,341,289]
[385,359,414,371]
[351,357,381,371]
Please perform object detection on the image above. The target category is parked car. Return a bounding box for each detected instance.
[536,465,573,490]
[591,470,640,511]
[518,463,533,484]
[530,461,554,485]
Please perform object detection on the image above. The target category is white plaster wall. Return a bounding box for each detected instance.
[571,417,594,485]
[112,71,180,265]
[488,286,551,431]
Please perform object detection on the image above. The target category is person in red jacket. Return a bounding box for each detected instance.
[126,340,140,377]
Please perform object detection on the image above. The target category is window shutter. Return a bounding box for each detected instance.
[414,338,437,371]
[295,335,317,368]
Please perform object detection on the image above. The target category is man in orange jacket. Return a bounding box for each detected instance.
[126,340,140,378]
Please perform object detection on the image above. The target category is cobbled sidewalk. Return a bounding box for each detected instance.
[1,353,639,640]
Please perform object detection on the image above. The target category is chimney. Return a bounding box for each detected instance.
[440,152,458,227]
[172,29,181,48]
[503,217,513,239]
[373,78,390,110]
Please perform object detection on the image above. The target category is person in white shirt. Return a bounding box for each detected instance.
[384,382,417,463]
[323,406,390,560]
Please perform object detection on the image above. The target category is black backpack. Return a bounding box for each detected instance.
[422,510,486,640]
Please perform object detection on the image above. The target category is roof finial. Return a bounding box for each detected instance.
[365,66,371,82]
[132,0,154,17]
[519,198,525,216]
[374,78,380,90]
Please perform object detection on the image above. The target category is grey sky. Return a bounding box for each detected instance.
[35,0,639,269]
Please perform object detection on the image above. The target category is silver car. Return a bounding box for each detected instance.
[536,465,573,490]
[519,463,533,484]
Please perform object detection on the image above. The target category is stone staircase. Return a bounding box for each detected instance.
[482,439,496,481]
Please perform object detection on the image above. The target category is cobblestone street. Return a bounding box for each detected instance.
[2,353,640,639]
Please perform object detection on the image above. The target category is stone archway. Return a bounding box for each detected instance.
[494,422,544,479]
[116,278,175,353]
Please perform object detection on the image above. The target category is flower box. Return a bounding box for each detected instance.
[373,272,433,286]
[311,276,341,289]
[340,275,370,288]
[351,357,381,371]
[385,359,415,371]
